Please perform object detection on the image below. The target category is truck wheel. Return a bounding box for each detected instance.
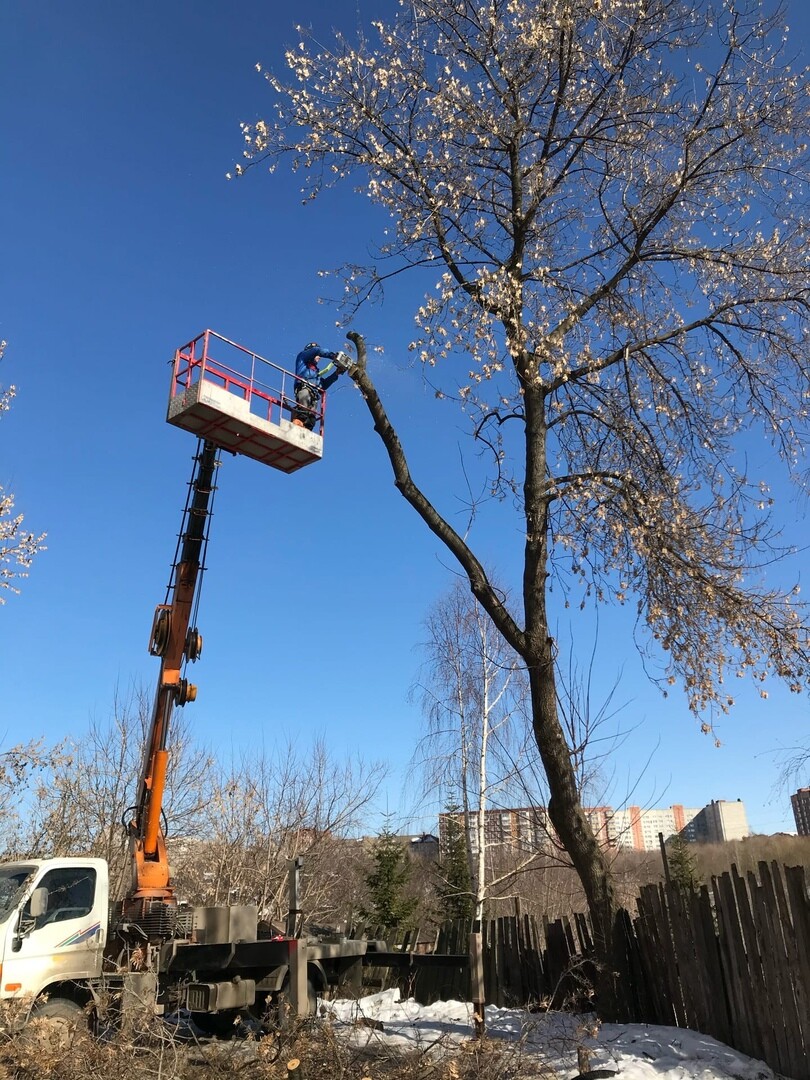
[282,977,318,1020]
[190,1010,242,1039]
[26,998,89,1049]
[254,978,317,1031]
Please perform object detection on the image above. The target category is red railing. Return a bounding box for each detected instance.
[170,330,327,435]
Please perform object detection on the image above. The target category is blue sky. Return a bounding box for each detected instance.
[1,0,808,839]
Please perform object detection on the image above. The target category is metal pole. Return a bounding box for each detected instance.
[659,831,671,884]
[287,856,304,938]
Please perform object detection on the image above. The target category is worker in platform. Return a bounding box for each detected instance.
[292,342,350,430]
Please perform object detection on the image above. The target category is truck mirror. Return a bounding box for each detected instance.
[29,887,48,918]
[13,887,47,947]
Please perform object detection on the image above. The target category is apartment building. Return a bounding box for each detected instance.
[440,806,550,854]
[605,804,703,851]
[440,798,750,854]
[688,799,751,843]
[790,788,810,836]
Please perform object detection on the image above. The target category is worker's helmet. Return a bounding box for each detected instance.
[305,342,319,351]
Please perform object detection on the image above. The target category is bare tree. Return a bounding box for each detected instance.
[1,341,45,603]
[172,738,386,928]
[414,580,534,921]
[1,688,382,925]
[11,685,214,899]
[416,580,536,1036]
[775,742,809,801]
[243,0,810,1010]
[0,741,70,857]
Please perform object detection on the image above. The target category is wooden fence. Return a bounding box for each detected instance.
[626,861,810,1080]
[362,861,809,1080]
[363,910,594,1008]
[408,911,596,1008]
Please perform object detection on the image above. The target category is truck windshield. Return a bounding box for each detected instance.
[0,867,35,921]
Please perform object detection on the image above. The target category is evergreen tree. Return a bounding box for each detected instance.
[435,802,473,923]
[666,833,702,893]
[360,823,418,930]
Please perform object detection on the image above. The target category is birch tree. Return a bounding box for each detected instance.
[1,342,45,602]
[414,581,532,923]
[242,0,810,1010]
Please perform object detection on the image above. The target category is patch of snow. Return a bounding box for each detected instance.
[325,989,776,1080]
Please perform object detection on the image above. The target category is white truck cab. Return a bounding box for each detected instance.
[0,858,108,1005]
[0,854,376,1035]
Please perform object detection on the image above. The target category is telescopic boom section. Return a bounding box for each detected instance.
[128,439,218,902]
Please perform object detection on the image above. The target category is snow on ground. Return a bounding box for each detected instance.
[325,989,776,1080]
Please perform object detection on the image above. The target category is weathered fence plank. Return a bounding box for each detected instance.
[665,884,703,1031]
[693,884,732,1047]
[639,884,684,1025]
[782,865,810,1080]
[732,865,782,1071]
[632,894,668,1024]
[713,871,760,1060]
[752,865,802,1080]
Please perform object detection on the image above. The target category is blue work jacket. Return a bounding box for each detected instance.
[294,346,340,391]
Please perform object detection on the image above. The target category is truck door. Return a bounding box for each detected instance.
[1,864,106,999]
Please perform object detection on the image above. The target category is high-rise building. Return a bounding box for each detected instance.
[689,799,750,843]
[606,804,703,851]
[439,798,750,854]
[439,806,551,855]
[791,788,810,836]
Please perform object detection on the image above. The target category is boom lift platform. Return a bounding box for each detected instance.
[167,329,326,472]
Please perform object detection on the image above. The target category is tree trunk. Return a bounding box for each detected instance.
[526,640,624,1016]
[469,930,485,1038]
[521,377,624,1018]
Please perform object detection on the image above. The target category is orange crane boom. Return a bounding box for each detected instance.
[127,439,218,904]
